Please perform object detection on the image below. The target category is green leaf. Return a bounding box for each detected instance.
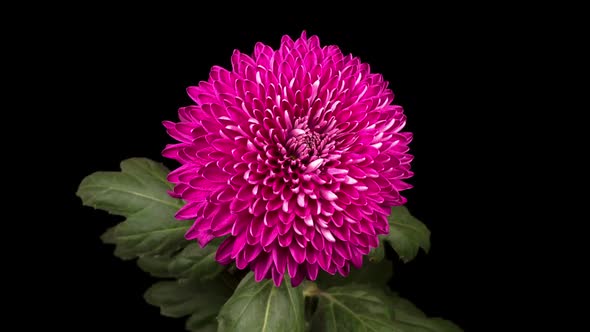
[114,203,189,257]
[102,226,138,260]
[423,319,463,332]
[387,291,426,318]
[384,206,431,262]
[145,278,233,331]
[311,285,396,332]
[315,258,392,289]
[385,292,463,332]
[168,241,225,281]
[368,242,385,263]
[137,241,225,281]
[388,319,463,332]
[77,158,190,258]
[217,272,305,332]
[388,317,463,332]
[137,254,176,278]
[311,286,462,332]
[186,315,218,332]
[100,226,117,244]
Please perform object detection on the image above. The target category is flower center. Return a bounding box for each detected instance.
[276,116,339,176]
[287,129,322,161]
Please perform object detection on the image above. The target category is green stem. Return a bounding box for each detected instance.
[302,281,321,297]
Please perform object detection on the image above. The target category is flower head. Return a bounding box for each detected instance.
[163,32,413,286]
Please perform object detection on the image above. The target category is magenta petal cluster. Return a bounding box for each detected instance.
[163,32,413,287]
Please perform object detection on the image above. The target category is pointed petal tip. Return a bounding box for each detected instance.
[290,271,305,287]
[306,158,324,172]
[272,269,284,286]
[320,189,338,201]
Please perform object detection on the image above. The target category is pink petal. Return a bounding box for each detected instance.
[272,247,288,274]
[162,31,415,286]
[215,237,234,264]
[289,243,306,264]
[175,201,201,220]
[320,189,338,201]
[278,231,293,247]
[272,268,284,286]
[231,231,247,258]
[201,164,228,182]
[244,244,263,263]
[261,225,279,247]
[254,253,274,282]
[306,262,319,280]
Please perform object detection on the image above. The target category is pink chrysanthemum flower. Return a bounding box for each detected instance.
[163,32,413,287]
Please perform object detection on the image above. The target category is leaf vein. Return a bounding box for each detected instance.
[261,284,275,332]
[79,185,180,208]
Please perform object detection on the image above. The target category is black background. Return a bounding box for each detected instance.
[42,8,526,331]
